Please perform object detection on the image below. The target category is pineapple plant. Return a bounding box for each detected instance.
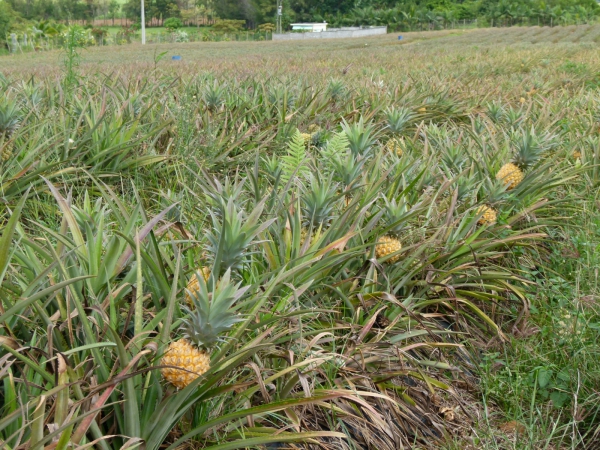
[321,133,360,206]
[384,106,414,135]
[496,128,551,190]
[341,117,378,157]
[473,176,507,226]
[0,99,21,138]
[300,174,338,246]
[205,196,273,276]
[162,269,248,389]
[303,124,326,147]
[436,169,478,220]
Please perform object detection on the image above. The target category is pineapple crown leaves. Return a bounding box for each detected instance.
[486,100,506,123]
[202,80,226,111]
[300,173,339,229]
[182,269,249,350]
[477,176,508,205]
[440,144,469,174]
[511,126,557,169]
[262,153,282,182]
[384,106,415,135]
[206,197,275,275]
[202,174,248,216]
[421,123,453,151]
[280,130,310,184]
[326,78,346,101]
[322,135,363,184]
[379,196,411,234]
[454,175,478,203]
[0,98,22,137]
[330,151,365,190]
[341,116,379,158]
[439,167,479,203]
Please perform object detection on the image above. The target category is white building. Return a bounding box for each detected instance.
[290,23,328,32]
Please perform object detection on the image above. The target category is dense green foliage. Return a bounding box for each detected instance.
[325,0,600,30]
[1,0,599,31]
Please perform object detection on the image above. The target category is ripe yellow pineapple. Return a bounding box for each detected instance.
[301,133,312,146]
[496,162,524,190]
[376,235,402,263]
[161,339,211,389]
[476,205,497,225]
[385,138,403,156]
[307,124,320,133]
[496,130,546,190]
[162,269,247,389]
[0,141,13,161]
[376,197,408,263]
[300,227,312,246]
[185,267,210,307]
[573,150,581,159]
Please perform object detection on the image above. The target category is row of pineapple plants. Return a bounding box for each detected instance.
[1,120,578,448]
[1,58,598,448]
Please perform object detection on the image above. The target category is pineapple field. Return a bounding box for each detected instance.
[1,26,600,450]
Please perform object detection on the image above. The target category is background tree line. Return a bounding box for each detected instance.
[1,0,599,35]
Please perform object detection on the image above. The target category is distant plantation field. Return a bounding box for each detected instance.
[1,26,599,450]
[5,26,600,75]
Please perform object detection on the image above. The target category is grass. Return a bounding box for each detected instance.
[1,25,600,449]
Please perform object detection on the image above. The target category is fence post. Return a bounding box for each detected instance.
[10,33,17,53]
